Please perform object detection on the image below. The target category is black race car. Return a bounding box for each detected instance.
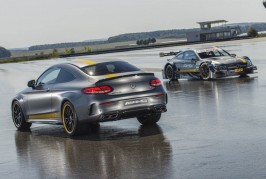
[161,47,257,81]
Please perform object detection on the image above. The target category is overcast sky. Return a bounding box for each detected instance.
[0,0,266,48]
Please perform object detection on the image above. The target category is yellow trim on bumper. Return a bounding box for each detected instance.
[177,69,198,73]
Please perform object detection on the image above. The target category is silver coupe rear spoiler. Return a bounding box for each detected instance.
[96,73,154,84]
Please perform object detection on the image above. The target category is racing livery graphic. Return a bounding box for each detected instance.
[160,47,257,81]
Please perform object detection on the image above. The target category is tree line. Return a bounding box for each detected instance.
[29,41,105,51]
[108,23,266,43]
[35,46,92,57]
[25,22,266,51]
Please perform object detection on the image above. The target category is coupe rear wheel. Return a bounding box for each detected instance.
[87,123,100,133]
[62,102,80,136]
[165,65,177,81]
[137,113,161,125]
[199,63,211,80]
[12,101,31,130]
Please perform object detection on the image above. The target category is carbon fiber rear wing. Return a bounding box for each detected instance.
[159,51,181,57]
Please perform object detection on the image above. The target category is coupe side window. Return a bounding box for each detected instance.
[56,68,75,83]
[37,68,60,86]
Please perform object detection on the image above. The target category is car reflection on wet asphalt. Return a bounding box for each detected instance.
[14,125,172,178]
[1,40,266,178]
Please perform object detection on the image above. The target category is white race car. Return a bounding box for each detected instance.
[161,47,257,81]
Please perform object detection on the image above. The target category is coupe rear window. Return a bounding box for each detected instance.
[81,61,140,76]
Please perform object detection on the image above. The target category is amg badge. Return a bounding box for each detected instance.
[124,98,148,106]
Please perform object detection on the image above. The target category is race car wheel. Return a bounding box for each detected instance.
[62,102,80,136]
[12,101,32,130]
[199,63,211,80]
[239,73,249,78]
[137,113,161,125]
[165,65,177,81]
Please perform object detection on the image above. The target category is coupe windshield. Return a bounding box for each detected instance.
[197,49,231,59]
[81,61,140,76]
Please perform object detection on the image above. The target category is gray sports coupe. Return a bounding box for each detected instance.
[160,47,257,81]
[12,59,167,136]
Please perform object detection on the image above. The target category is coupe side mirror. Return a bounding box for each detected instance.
[28,80,36,89]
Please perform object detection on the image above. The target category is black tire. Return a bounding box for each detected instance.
[62,102,81,136]
[199,63,211,80]
[137,113,161,125]
[239,74,249,78]
[87,123,100,133]
[165,65,177,81]
[12,101,32,130]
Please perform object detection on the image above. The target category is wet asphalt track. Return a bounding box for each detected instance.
[1,40,266,178]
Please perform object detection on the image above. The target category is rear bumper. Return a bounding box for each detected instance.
[98,104,167,122]
[77,92,168,123]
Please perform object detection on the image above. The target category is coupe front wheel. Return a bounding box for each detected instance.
[12,101,31,130]
[137,113,161,125]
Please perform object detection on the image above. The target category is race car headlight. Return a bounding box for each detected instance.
[242,56,253,66]
[246,59,253,66]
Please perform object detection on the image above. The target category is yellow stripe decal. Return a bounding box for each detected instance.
[79,59,97,65]
[239,58,247,63]
[105,73,117,78]
[29,112,60,120]
[177,69,198,73]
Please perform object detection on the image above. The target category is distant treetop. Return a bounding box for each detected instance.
[247,27,258,37]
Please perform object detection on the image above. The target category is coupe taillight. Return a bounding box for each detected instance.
[150,78,161,87]
[82,86,113,94]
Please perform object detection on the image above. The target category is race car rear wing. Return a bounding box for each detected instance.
[159,51,181,57]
